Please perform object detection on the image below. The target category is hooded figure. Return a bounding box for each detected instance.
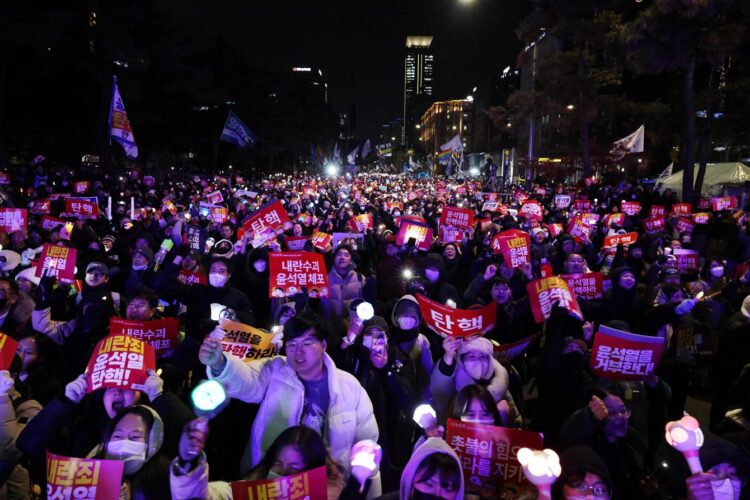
[237,247,272,328]
[389,295,434,399]
[595,266,646,324]
[430,337,509,416]
[389,437,465,500]
[417,253,460,306]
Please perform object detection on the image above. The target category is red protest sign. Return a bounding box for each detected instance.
[603,232,638,248]
[554,194,572,209]
[0,333,18,370]
[46,452,124,500]
[243,200,290,234]
[527,276,583,324]
[35,244,77,282]
[284,236,308,251]
[494,231,531,268]
[482,201,499,212]
[210,207,229,223]
[31,199,51,215]
[493,333,540,363]
[519,200,543,221]
[439,226,465,244]
[693,212,710,224]
[40,215,67,232]
[603,213,625,227]
[416,294,496,338]
[349,213,373,233]
[590,325,665,381]
[650,205,666,218]
[513,189,529,202]
[310,232,332,251]
[207,190,224,204]
[575,212,600,226]
[712,196,738,212]
[440,206,475,229]
[446,419,543,498]
[109,317,180,355]
[396,220,433,252]
[65,199,99,219]
[177,270,208,286]
[73,181,90,194]
[0,208,27,233]
[698,198,712,210]
[386,202,404,212]
[567,220,592,243]
[231,466,327,500]
[269,251,329,298]
[671,203,692,217]
[674,249,699,273]
[643,217,665,232]
[86,335,156,392]
[621,201,642,216]
[560,272,604,300]
[546,223,563,238]
[572,199,591,212]
[676,217,696,234]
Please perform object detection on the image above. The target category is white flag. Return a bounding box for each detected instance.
[657,163,673,178]
[347,145,359,164]
[610,125,644,159]
[361,139,371,159]
[333,143,341,163]
[440,134,464,153]
[108,76,138,159]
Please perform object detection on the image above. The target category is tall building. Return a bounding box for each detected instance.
[420,99,472,155]
[403,36,434,149]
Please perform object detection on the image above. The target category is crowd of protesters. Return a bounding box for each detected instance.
[0,160,745,499]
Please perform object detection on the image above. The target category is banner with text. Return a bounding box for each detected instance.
[35,244,77,282]
[231,466,327,500]
[590,325,665,380]
[219,319,278,362]
[269,252,329,298]
[417,294,496,339]
[109,317,179,355]
[46,452,123,500]
[86,335,156,392]
[527,276,583,323]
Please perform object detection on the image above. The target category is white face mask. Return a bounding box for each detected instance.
[132,264,148,271]
[397,316,418,331]
[106,439,147,475]
[464,359,488,380]
[209,273,229,288]
[267,470,283,479]
[710,267,725,278]
[424,269,440,283]
[253,260,267,273]
[460,416,494,425]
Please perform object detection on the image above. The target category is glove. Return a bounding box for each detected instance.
[64,374,88,403]
[0,371,13,396]
[675,298,698,316]
[131,369,164,402]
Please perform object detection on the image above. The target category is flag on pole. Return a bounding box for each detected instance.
[347,145,359,164]
[609,125,644,159]
[441,134,464,153]
[220,110,257,148]
[333,143,341,164]
[361,139,371,159]
[657,163,673,179]
[437,149,453,164]
[109,76,138,159]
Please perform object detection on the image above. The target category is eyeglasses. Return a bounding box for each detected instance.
[127,302,151,310]
[607,407,631,418]
[286,339,320,351]
[566,481,610,498]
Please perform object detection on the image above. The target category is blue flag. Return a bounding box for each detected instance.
[220,110,257,147]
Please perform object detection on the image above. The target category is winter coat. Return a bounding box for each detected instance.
[429,355,509,417]
[207,352,380,487]
[324,266,365,319]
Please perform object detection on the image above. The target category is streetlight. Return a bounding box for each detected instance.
[566,104,575,111]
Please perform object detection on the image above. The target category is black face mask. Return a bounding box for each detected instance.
[562,352,586,371]
[392,327,419,343]
[412,490,449,500]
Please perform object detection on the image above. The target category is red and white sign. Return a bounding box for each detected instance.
[482,201,500,212]
[207,190,224,204]
[621,201,642,216]
[519,200,543,221]
[590,325,665,381]
[546,223,563,238]
[527,276,583,324]
[650,205,666,218]
[693,212,710,224]
[243,200,290,235]
[575,212,600,226]
[269,251,329,298]
[349,213,373,233]
[674,248,700,273]
[439,226,465,244]
[440,206,475,229]
[712,196,738,212]
[210,207,229,224]
[671,203,692,217]
[110,317,180,355]
[40,215,66,232]
[513,189,529,202]
[643,217,665,232]
[676,217,696,234]
[493,333,540,362]
[65,199,99,219]
[177,270,208,286]
[396,220,433,252]
[603,232,638,248]
[560,272,604,300]
[46,452,124,500]
[31,199,51,215]
[572,199,591,212]
[284,236,308,251]
[554,194,572,209]
[492,230,530,268]
[0,208,27,233]
[86,335,156,392]
[35,244,77,282]
[0,334,18,371]
[567,220,592,243]
[73,181,90,194]
[603,213,625,227]
[446,419,543,499]
[231,466,327,500]
[416,294,496,339]
[310,232,332,251]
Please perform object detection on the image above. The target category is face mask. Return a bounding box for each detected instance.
[562,352,586,371]
[397,316,418,331]
[710,267,724,278]
[461,416,494,425]
[132,264,148,271]
[424,269,440,283]
[253,260,267,273]
[209,273,229,288]
[106,439,147,475]
[412,491,446,500]
[267,470,283,479]
[393,211,401,217]
[464,359,488,380]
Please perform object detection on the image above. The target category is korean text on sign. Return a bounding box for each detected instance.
[65,199,99,219]
[395,220,434,251]
[46,451,123,500]
[230,466,327,500]
[242,200,290,234]
[446,419,543,499]
[527,276,583,324]
[440,206,475,229]
[493,231,530,268]
[268,251,329,298]
[35,244,77,282]
[86,335,156,392]
[109,318,179,355]
[219,319,277,362]
[416,294,496,339]
[560,272,603,300]
[0,208,27,233]
[590,325,665,381]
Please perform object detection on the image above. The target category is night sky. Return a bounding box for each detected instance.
[238,0,529,138]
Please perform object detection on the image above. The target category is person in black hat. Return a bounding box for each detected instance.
[553,445,615,499]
